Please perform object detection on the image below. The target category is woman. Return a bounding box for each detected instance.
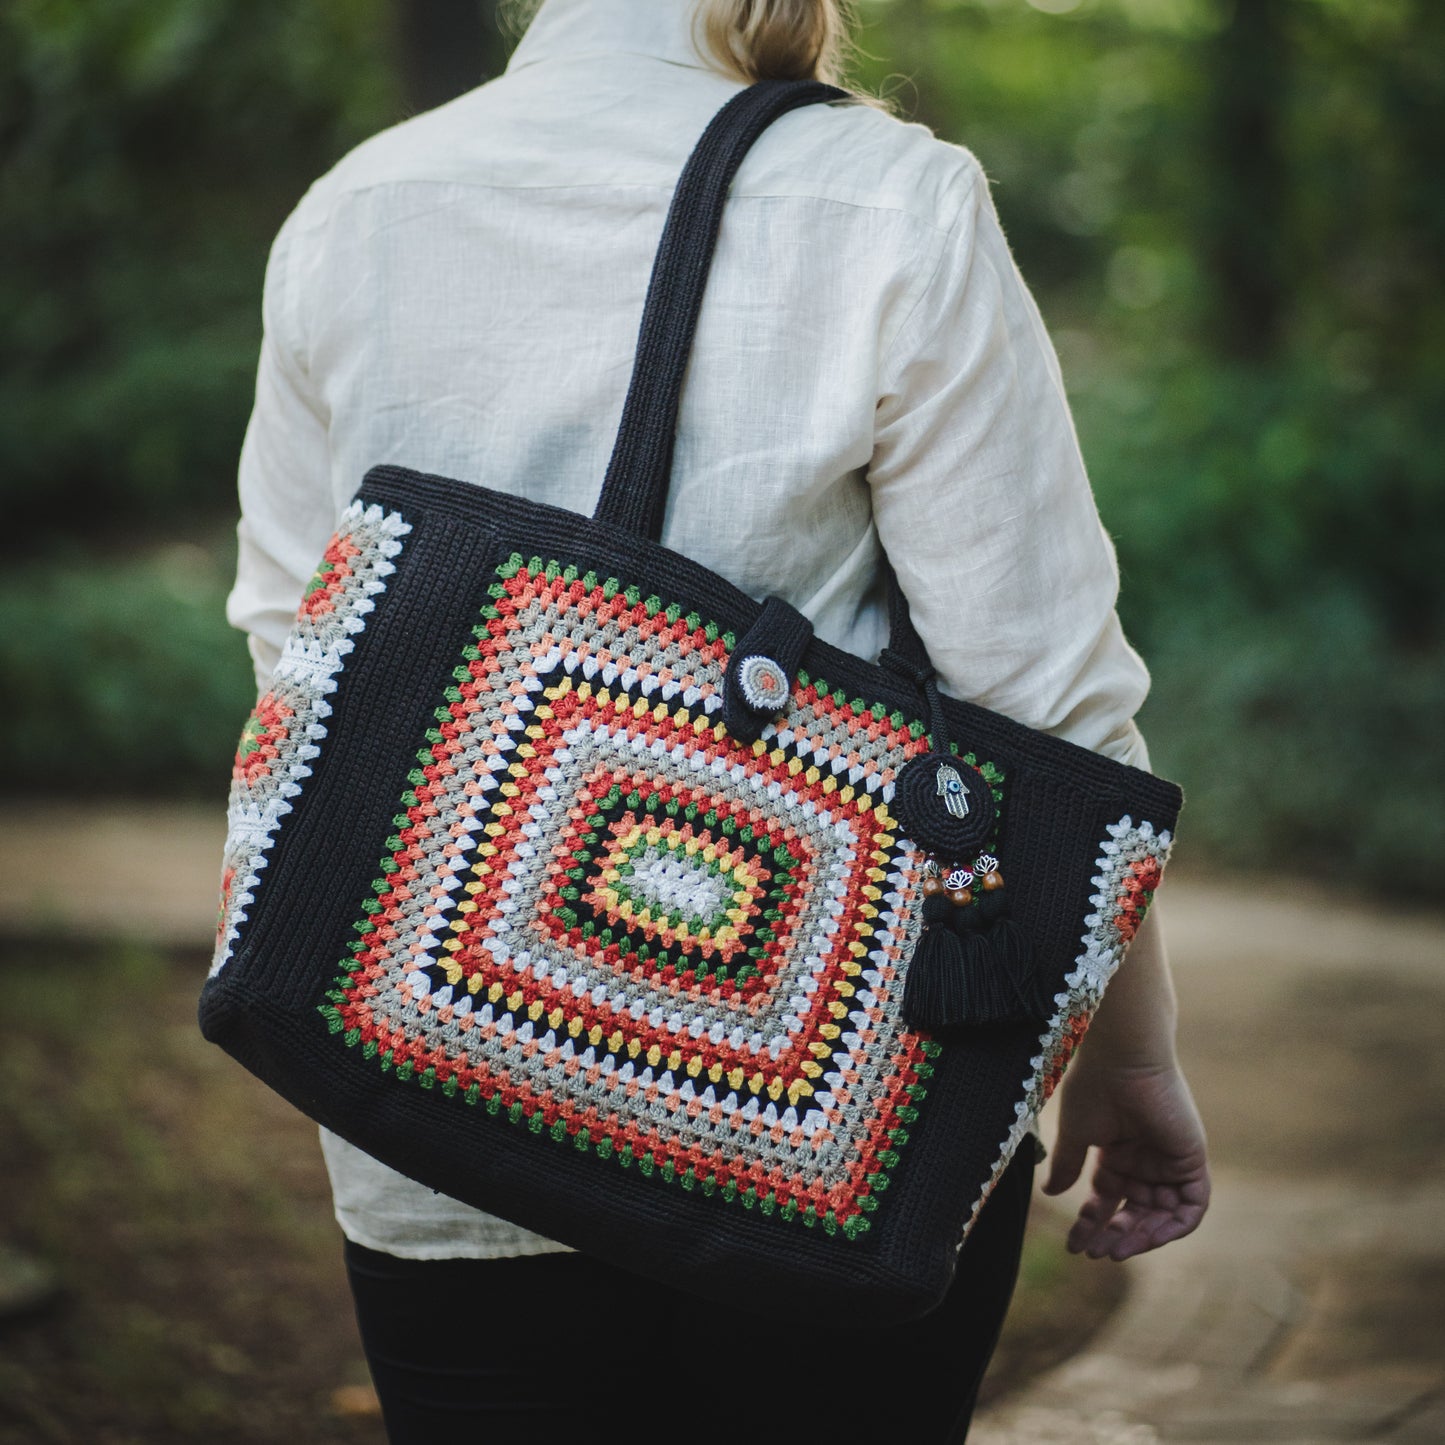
[227,0,1210,1438]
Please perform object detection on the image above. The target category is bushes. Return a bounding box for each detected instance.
[0,0,395,540]
[3,0,1442,898]
[0,540,253,798]
[1078,361,1445,894]
[0,0,392,791]
[1134,589,1444,893]
[5,383,1441,896]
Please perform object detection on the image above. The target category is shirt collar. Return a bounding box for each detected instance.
[505,0,711,76]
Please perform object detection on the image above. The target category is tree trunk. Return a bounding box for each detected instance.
[395,0,511,114]
[1204,0,1291,360]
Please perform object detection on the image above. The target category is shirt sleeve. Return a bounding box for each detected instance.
[225,207,337,695]
[869,153,1151,771]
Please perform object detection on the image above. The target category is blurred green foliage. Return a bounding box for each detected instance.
[1086,362,1445,886]
[1,0,1441,893]
[0,0,396,533]
[0,539,254,795]
[851,0,1445,890]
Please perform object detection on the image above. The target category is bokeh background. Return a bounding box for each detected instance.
[3,2,1443,1441]
[4,0,1442,889]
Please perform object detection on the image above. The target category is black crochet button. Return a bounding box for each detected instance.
[892,751,996,859]
[722,595,813,744]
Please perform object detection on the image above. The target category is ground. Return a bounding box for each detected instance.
[973,870,1445,1443]
[1,807,1440,1442]
[0,805,1117,1443]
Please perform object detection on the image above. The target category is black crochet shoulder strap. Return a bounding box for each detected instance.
[589,76,938,685]
[591,78,848,540]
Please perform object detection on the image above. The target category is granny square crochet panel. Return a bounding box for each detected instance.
[214,504,410,976]
[212,493,1172,1246]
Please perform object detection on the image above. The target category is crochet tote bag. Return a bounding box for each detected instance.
[201,79,1182,1323]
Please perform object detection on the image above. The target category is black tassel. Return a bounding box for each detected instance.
[968,920,1045,1023]
[901,911,1045,1031]
[902,918,972,1030]
[973,888,1009,925]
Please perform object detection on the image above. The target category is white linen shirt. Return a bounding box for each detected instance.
[228,0,1152,1259]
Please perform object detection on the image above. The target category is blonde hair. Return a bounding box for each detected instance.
[693,0,854,88]
[500,1,885,107]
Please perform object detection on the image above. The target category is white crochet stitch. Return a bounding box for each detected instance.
[628,846,732,922]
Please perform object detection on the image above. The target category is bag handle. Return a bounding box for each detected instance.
[591,78,847,539]
[590,77,953,749]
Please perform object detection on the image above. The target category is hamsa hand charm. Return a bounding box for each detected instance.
[892,749,997,861]
[935,763,970,820]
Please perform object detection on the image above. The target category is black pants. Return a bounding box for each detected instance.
[344,1147,1034,1444]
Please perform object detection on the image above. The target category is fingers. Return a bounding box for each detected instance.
[1093,1205,1160,1261]
[1064,1161,1128,1255]
[1065,1164,1211,1260]
[1091,1201,1207,1261]
[1041,1134,1088,1197]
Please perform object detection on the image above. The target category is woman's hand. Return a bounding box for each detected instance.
[1041,1055,1210,1261]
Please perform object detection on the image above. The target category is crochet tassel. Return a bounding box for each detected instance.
[902,900,973,1030]
[902,902,1043,1032]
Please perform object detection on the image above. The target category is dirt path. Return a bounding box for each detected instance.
[975,872,1445,1443]
[3,805,1442,1441]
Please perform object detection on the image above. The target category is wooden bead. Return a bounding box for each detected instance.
[947,887,973,908]
[982,871,1004,891]
[921,875,944,897]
